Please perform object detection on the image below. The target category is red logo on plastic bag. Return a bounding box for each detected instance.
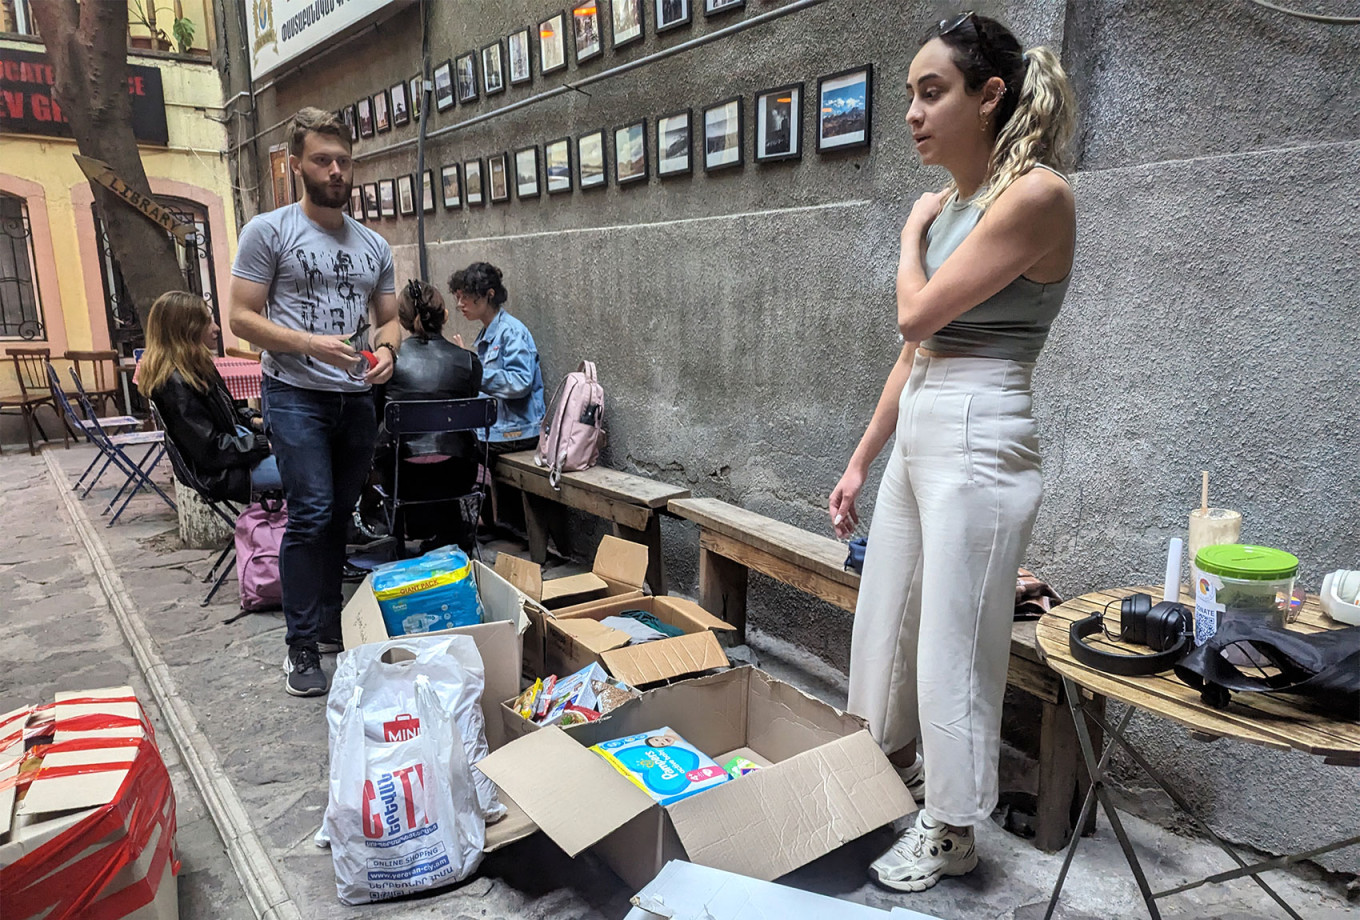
[362,764,430,840]
[383,713,420,742]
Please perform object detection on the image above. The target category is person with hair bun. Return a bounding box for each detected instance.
[448,261,545,452]
[827,13,1078,892]
[375,279,483,550]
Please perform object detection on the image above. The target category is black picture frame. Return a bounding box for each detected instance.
[421,169,436,213]
[754,82,803,162]
[455,52,479,104]
[396,174,415,216]
[482,39,506,96]
[410,74,423,121]
[611,0,644,48]
[515,146,540,200]
[508,28,532,86]
[374,89,392,133]
[577,129,607,190]
[363,182,379,216]
[539,12,568,75]
[572,3,602,64]
[544,137,572,194]
[702,96,743,171]
[488,152,510,203]
[433,60,456,111]
[655,0,691,33]
[357,97,374,138]
[349,186,364,220]
[441,164,462,208]
[378,178,396,218]
[655,108,692,177]
[464,159,485,205]
[342,104,358,141]
[390,80,411,127]
[614,119,648,186]
[816,64,873,152]
[704,0,743,15]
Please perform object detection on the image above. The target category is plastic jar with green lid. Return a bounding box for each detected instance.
[1192,544,1299,645]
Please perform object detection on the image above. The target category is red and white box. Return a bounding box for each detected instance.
[0,686,179,920]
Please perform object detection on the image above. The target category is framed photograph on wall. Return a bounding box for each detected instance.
[656,109,692,177]
[572,3,602,63]
[390,80,410,126]
[378,178,396,218]
[421,170,436,213]
[342,104,358,141]
[539,12,568,75]
[465,159,484,205]
[397,174,415,216]
[456,52,479,103]
[515,146,540,199]
[577,130,607,189]
[349,186,364,220]
[357,97,374,138]
[488,152,510,202]
[508,29,532,85]
[363,182,379,217]
[410,75,423,120]
[614,120,647,186]
[374,89,392,133]
[817,64,872,152]
[441,164,462,208]
[482,40,506,96]
[612,0,644,48]
[703,97,743,171]
[755,82,803,162]
[704,0,743,14]
[655,0,690,33]
[433,60,456,111]
[544,137,572,194]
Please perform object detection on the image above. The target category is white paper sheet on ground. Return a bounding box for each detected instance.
[622,861,944,920]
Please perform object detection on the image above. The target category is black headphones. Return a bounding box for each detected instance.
[1069,593,1193,677]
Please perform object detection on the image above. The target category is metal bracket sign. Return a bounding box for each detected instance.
[74,155,194,245]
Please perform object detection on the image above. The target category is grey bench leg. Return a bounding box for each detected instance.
[522,492,550,564]
[1034,684,1104,851]
[698,546,748,643]
[616,514,666,595]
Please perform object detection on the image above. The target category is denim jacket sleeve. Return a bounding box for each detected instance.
[481,328,536,399]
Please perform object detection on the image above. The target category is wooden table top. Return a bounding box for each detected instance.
[495,450,690,509]
[1038,587,1360,760]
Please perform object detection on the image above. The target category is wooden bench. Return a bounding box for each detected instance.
[492,450,691,594]
[668,495,1101,852]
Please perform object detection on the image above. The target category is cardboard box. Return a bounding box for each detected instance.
[0,687,178,920]
[495,535,650,677]
[478,667,914,889]
[545,596,735,688]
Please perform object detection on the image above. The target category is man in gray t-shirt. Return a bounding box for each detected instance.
[227,108,400,698]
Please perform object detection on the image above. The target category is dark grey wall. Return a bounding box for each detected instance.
[240,0,1359,871]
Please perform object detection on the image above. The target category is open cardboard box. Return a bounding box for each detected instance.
[1,687,178,920]
[495,535,650,677]
[478,667,914,889]
[545,595,735,689]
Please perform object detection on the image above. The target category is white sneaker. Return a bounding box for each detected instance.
[895,755,926,805]
[869,812,977,892]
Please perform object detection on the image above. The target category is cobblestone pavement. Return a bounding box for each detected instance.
[2,445,1353,919]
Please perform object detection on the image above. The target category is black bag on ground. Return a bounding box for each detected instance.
[1174,617,1360,721]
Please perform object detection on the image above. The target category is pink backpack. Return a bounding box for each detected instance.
[235,498,287,611]
[535,360,605,487]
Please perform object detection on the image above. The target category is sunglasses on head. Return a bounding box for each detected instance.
[938,10,979,37]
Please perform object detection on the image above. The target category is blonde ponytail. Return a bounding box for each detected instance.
[974,46,1077,211]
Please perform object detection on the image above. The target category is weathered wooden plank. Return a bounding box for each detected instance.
[698,544,749,641]
[496,450,690,508]
[701,530,861,614]
[496,462,653,531]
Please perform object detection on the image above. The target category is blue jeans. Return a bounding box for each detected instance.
[262,378,377,649]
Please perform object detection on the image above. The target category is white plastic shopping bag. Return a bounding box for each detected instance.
[325,676,485,904]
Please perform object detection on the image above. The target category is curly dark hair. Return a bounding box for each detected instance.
[447,261,507,306]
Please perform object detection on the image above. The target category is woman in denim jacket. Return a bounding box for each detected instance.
[449,262,546,452]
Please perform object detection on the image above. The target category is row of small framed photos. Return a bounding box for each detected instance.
[348,64,872,218]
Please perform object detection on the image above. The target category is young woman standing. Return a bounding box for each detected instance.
[827,13,1078,892]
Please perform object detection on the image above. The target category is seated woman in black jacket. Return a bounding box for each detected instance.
[140,291,277,502]
[376,280,483,549]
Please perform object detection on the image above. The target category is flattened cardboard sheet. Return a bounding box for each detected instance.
[601,631,730,688]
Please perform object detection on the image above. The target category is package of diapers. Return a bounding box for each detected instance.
[590,727,730,805]
[370,545,484,637]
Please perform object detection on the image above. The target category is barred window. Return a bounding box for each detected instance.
[0,193,46,340]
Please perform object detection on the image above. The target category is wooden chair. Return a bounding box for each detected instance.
[65,350,121,416]
[224,346,261,362]
[1,347,64,455]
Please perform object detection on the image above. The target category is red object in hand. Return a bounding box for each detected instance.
[361,350,378,369]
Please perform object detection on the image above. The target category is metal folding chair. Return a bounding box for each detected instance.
[381,397,497,561]
[68,368,175,525]
[45,362,140,494]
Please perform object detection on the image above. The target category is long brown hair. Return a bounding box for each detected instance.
[139,291,218,396]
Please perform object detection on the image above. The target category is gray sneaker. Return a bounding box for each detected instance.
[284,646,328,697]
[896,754,927,805]
[869,812,977,892]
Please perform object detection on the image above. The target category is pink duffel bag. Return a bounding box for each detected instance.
[235,497,286,611]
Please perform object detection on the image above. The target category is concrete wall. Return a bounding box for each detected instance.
[241,0,1359,871]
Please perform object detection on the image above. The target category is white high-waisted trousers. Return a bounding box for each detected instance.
[847,351,1043,827]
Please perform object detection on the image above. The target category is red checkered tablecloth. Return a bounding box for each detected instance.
[213,357,263,400]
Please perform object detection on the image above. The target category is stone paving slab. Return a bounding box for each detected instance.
[13,444,1355,920]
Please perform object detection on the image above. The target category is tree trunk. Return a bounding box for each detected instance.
[31,0,187,331]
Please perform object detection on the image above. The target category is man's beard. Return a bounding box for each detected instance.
[303,173,351,209]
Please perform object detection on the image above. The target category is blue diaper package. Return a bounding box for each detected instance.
[591,727,730,805]
[370,545,484,637]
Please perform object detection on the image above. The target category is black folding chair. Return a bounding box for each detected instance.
[45,362,139,494]
[381,397,497,561]
[68,368,174,525]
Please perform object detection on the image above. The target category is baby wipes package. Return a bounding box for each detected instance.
[370,545,484,637]
[591,727,730,806]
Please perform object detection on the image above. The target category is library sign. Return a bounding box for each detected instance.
[0,47,169,145]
